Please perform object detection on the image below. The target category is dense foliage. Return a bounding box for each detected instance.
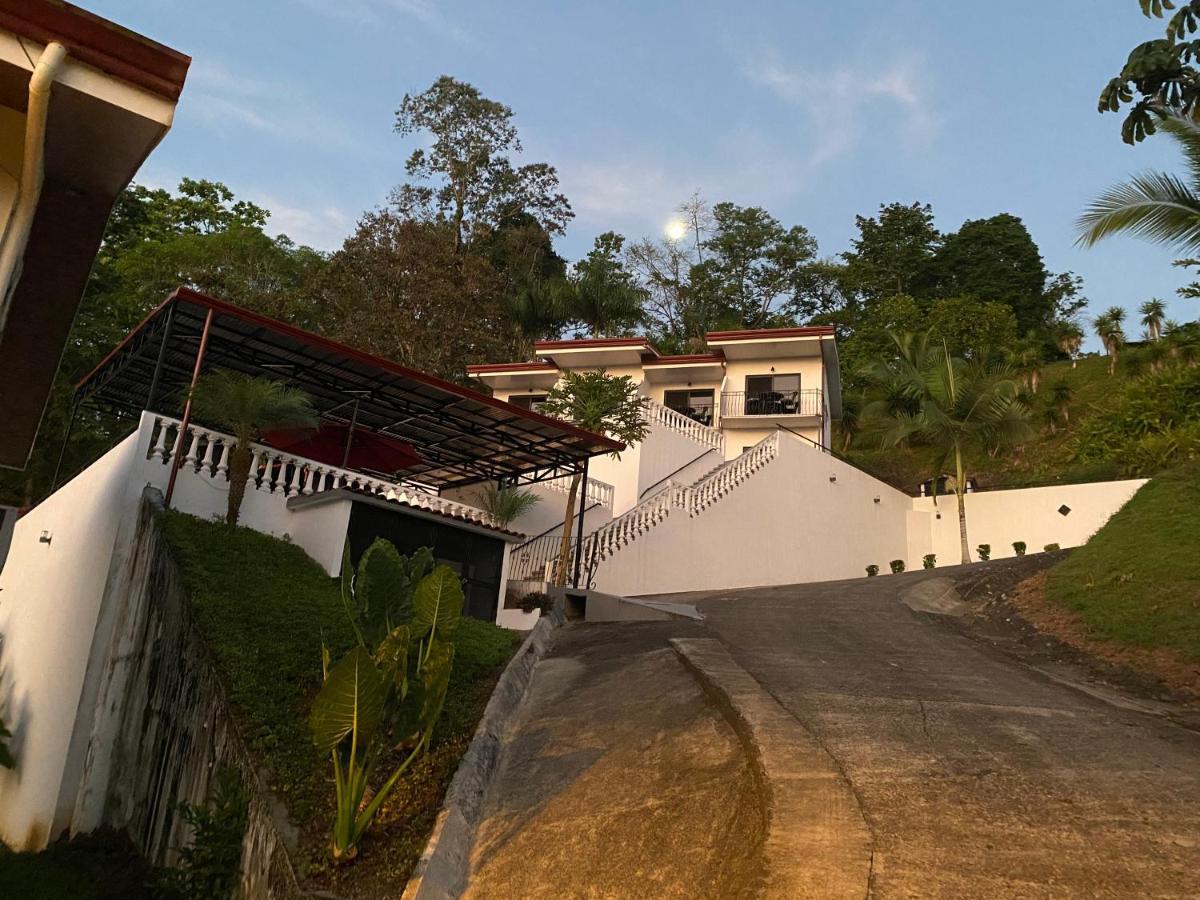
[1073,361,1200,473]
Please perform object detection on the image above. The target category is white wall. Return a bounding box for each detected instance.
[445,481,613,543]
[635,419,724,502]
[0,430,142,849]
[593,436,913,596]
[912,479,1148,565]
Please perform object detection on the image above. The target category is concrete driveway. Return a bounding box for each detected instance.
[681,574,1200,898]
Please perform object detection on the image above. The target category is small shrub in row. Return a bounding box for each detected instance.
[1044,542,1061,552]
[1013,541,1027,556]
[890,559,905,574]
[865,564,880,577]
[977,544,991,561]
[922,554,936,570]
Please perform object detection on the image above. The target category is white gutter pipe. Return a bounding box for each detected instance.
[0,41,69,336]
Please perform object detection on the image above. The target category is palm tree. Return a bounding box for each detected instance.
[538,371,648,585]
[480,483,541,528]
[1093,307,1127,376]
[508,278,569,357]
[1078,110,1200,254]
[1010,332,1045,394]
[190,370,317,525]
[862,332,1033,565]
[565,269,646,337]
[1049,379,1073,426]
[1139,298,1167,342]
[1054,321,1085,369]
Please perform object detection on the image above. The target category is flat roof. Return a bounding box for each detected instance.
[75,289,623,490]
[705,326,834,342]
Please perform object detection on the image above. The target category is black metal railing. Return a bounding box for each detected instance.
[720,389,822,418]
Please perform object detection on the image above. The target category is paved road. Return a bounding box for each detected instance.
[680,574,1200,899]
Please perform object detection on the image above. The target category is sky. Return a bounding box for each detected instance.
[95,0,1197,347]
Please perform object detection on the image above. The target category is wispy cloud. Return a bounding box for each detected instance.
[745,51,939,166]
[255,195,355,250]
[294,0,473,45]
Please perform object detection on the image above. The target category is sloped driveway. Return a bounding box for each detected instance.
[679,574,1200,898]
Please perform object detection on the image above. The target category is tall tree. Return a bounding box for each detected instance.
[1099,0,1200,144]
[566,232,646,337]
[862,332,1032,564]
[392,76,572,250]
[933,214,1052,334]
[313,211,512,379]
[691,202,818,328]
[841,202,941,304]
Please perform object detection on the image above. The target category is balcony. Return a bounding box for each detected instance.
[720,389,823,424]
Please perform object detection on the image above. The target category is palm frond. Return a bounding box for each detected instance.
[1076,171,1200,253]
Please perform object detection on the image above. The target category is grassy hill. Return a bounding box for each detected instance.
[159,511,521,896]
[1045,462,1200,665]
[839,352,1175,493]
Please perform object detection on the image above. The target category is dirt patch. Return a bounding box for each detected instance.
[944,554,1200,707]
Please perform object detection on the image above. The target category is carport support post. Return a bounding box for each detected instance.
[164,307,214,508]
[572,457,589,589]
[49,389,82,492]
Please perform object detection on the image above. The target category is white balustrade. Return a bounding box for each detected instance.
[509,431,780,581]
[541,474,615,508]
[644,398,725,451]
[146,415,504,531]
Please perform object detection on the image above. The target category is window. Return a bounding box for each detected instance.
[744,374,800,414]
[508,394,548,412]
[663,389,714,425]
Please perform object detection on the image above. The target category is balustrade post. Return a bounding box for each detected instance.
[216,441,231,478]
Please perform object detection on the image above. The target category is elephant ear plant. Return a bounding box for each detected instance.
[309,539,461,861]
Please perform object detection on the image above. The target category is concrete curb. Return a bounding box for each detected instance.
[402,607,565,900]
[670,638,873,900]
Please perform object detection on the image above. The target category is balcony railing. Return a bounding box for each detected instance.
[720,389,823,418]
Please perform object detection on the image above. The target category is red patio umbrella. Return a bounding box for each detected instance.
[261,422,423,476]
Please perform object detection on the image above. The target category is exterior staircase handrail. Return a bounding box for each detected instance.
[509,431,779,581]
[643,397,725,451]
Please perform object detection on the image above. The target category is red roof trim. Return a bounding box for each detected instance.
[0,1,191,101]
[643,352,725,366]
[705,326,834,341]
[78,287,624,454]
[534,337,656,351]
[465,361,558,374]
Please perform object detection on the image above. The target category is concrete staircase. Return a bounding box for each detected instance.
[510,432,778,582]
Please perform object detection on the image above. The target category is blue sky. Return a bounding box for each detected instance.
[96,1,1196,345]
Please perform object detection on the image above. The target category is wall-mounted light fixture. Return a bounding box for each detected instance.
[873,496,880,504]
[39,530,52,545]
[829,474,836,483]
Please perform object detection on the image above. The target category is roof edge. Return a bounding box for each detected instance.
[705,326,835,342]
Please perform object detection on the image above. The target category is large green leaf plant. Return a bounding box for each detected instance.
[309,539,463,861]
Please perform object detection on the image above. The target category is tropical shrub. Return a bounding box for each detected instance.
[518,591,553,614]
[1013,541,1027,556]
[977,543,991,561]
[922,554,936,570]
[164,766,248,900]
[889,559,905,574]
[189,370,317,525]
[865,564,879,577]
[1073,363,1200,474]
[480,483,540,528]
[1044,543,1061,552]
[310,540,462,861]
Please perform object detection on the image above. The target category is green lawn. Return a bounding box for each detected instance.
[159,511,521,891]
[1045,463,1200,661]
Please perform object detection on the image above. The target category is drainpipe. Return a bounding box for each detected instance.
[0,41,69,336]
